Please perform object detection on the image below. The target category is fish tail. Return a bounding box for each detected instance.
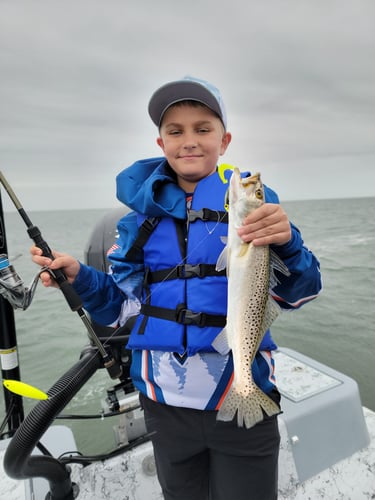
[217,385,280,429]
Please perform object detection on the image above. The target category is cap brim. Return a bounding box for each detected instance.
[148,80,224,127]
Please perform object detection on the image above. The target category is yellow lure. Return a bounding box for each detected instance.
[218,163,236,184]
[3,379,49,400]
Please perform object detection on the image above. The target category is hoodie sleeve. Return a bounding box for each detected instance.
[270,224,322,309]
[71,157,185,326]
[73,211,144,326]
[72,264,126,325]
[264,185,322,309]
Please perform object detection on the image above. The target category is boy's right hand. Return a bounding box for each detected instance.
[30,246,80,288]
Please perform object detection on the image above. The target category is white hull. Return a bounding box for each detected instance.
[2,348,374,499]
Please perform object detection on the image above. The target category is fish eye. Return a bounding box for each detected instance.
[255,189,263,200]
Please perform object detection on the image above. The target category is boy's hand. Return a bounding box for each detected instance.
[237,203,292,247]
[30,246,80,287]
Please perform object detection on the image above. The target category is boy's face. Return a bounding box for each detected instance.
[156,103,231,192]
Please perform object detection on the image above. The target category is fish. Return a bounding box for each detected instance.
[214,167,289,429]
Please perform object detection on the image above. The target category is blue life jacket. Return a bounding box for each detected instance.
[126,169,276,356]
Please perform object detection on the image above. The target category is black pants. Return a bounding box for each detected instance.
[140,392,280,500]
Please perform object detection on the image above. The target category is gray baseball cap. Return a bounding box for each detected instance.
[148,76,227,129]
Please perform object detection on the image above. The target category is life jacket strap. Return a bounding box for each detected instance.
[140,303,226,328]
[126,210,227,261]
[188,209,228,224]
[125,217,161,260]
[145,263,226,284]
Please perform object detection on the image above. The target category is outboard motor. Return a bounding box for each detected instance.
[84,206,129,272]
[83,206,136,389]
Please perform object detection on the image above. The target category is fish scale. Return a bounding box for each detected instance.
[215,167,289,429]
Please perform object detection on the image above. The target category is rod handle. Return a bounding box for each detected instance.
[27,226,82,312]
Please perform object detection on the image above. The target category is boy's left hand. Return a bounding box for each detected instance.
[237,203,292,247]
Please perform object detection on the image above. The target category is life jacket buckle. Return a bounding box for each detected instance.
[176,306,206,327]
[188,209,206,222]
[176,264,204,279]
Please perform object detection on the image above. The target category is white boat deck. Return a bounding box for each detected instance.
[1,348,375,499]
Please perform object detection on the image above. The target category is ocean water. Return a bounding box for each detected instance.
[1,197,375,454]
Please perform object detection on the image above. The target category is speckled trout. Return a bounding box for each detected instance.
[214,168,289,429]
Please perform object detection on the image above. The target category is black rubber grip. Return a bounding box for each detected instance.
[27,225,83,311]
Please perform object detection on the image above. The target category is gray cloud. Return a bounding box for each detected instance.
[1,0,374,210]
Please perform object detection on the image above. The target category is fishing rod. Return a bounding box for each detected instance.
[0,187,24,436]
[0,171,122,380]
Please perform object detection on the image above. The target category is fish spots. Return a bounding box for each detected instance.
[216,168,282,429]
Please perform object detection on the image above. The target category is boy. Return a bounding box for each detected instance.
[31,76,322,500]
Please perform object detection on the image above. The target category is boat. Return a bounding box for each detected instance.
[1,181,375,499]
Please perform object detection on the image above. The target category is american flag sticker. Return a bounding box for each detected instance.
[107,243,120,255]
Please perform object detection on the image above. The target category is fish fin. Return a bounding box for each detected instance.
[238,242,249,258]
[269,250,290,288]
[212,328,231,355]
[261,296,282,333]
[252,296,281,354]
[216,245,228,272]
[217,384,280,429]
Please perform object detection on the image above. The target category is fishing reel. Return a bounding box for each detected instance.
[0,171,124,380]
[0,254,42,310]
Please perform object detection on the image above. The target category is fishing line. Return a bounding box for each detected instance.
[0,171,122,381]
[204,210,222,235]
[56,203,229,400]
[59,206,230,391]
[0,169,230,407]
[129,208,228,308]
[46,203,230,404]
[131,164,234,306]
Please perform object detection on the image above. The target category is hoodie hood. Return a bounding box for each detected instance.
[116,157,187,219]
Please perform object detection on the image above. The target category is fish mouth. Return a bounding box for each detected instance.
[242,172,261,185]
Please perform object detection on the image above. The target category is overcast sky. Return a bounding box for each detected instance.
[1,0,374,212]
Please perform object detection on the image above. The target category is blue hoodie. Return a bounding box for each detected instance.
[73,157,322,410]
